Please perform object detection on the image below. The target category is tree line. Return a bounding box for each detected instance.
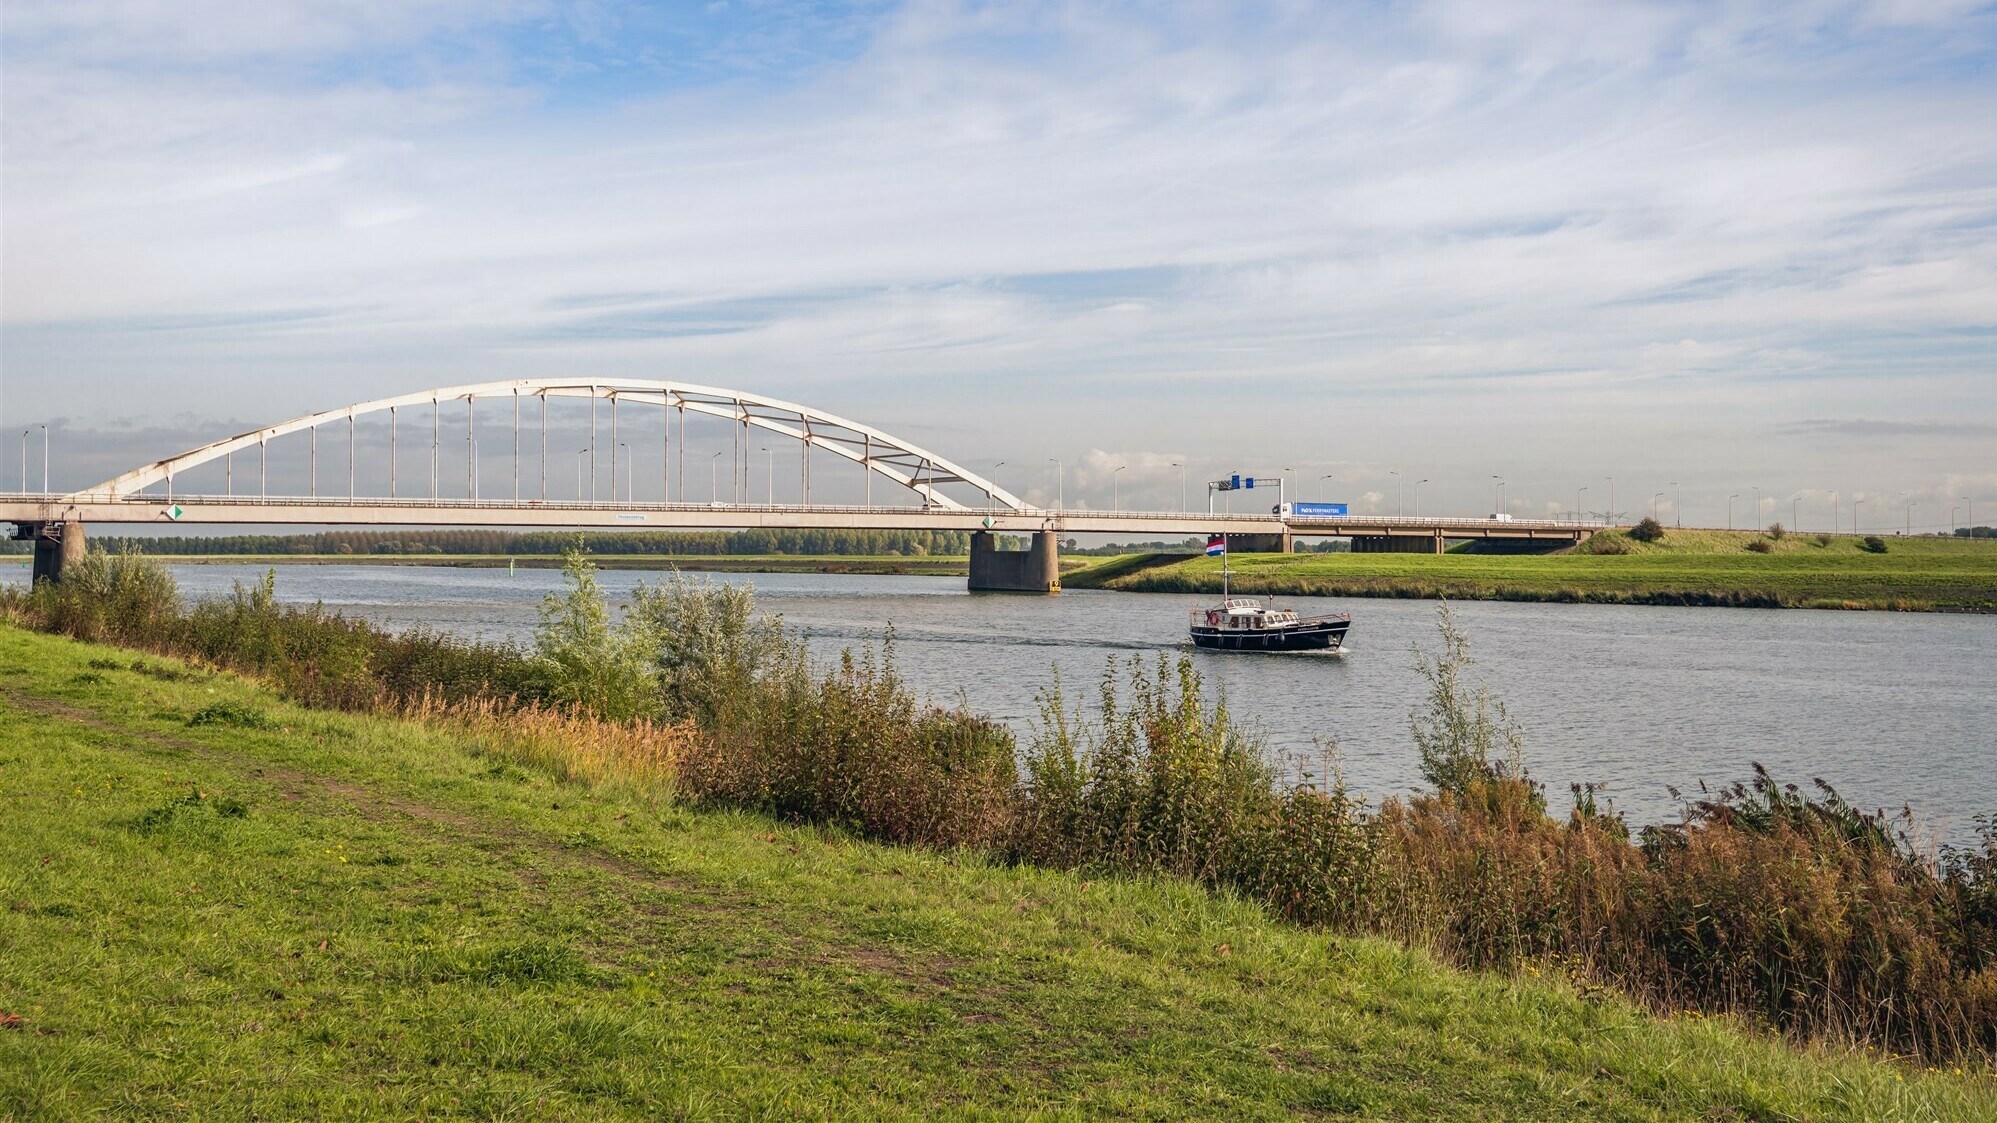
[64,529,982,557]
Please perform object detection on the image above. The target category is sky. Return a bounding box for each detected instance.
[3,0,1995,530]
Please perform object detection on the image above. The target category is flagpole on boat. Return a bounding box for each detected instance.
[1221,533,1229,599]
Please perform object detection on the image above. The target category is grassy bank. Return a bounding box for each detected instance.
[3,624,1991,1120]
[1065,530,1997,610]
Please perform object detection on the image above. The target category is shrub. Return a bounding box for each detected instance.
[1862,535,1889,553]
[1815,533,1834,547]
[1628,517,1665,543]
[627,570,790,727]
[1766,521,1786,540]
[1407,605,1536,808]
[24,547,180,642]
[1745,539,1773,553]
[529,543,657,721]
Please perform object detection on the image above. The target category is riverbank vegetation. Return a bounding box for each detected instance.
[9,627,1991,1118]
[1065,528,1997,610]
[4,547,1996,1085]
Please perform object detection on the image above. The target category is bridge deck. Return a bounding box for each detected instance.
[0,494,1595,541]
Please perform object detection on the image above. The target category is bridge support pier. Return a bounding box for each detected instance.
[1228,532,1292,553]
[1352,534,1444,554]
[968,530,1060,593]
[17,521,86,585]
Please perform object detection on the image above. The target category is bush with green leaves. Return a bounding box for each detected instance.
[1746,539,1773,553]
[1862,535,1890,554]
[626,570,791,727]
[1627,517,1666,543]
[529,544,658,721]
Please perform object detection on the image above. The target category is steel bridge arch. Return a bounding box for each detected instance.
[75,378,1033,512]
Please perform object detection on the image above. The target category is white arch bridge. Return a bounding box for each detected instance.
[2,378,1595,590]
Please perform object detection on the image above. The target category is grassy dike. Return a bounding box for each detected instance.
[2,625,1990,1120]
[1066,531,1997,611]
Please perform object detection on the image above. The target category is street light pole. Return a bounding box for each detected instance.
[989,460,1005,513]
[711,452,722,503]
[1492,475,1503,516]
[40,424,48,493]
[1906,499,1916,536]
[576,449,586,501]
[1792,495,1800,531]
[1964,495,1974,530]
[1113,465,1126,512]
[1728,494,1738,530]
[1854,498,1863,534]
[1415,478,1428,518]
[1576,486,1587,523]
[18,430,26,492]
[1672,481,1680,527]
[1652,492,1663,521]
[762,447,773,504]
[1607,475,1615,527]
[1752,486,1760,532]
[621,443,633,502]
[1172,462,1184,512]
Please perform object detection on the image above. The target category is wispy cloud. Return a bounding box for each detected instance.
[3,1,1994,516]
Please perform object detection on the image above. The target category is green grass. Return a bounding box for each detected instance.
[2,624,1992,1120]
[1065,531,1997,610]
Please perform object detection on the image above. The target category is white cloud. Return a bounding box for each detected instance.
[3,0,1994,516]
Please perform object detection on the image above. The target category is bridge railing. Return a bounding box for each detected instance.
[7,491,1602,529]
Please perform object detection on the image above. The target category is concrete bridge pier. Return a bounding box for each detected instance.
[1351,533,1445,554]
[968,530,1060,593]
[17,521,87,585]
[1228,531,1293,553]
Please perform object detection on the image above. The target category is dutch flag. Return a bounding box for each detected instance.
[1205,534,1226,556]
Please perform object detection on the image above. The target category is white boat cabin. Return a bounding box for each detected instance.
[1191,598,1301,631]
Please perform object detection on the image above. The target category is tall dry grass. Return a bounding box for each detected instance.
[401,694,693,793]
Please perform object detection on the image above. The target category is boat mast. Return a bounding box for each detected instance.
[1221,532,1229,598]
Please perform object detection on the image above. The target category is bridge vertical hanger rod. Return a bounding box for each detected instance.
[389,408,397,498]
[589,391,597,503]
[512,390,520,502]
[466,396,476,500]
[609,392,618,503]
[660,390,669,505]
[864,434,872,509]
[227,451,233,496]
[539,392,548,500]
[348,413,356,499]
[431,398,439,500]
[259,438,266,497]
[732,399,741,505]
[801,419,810,507]
[310,428,317,497]
[677,400,685,503]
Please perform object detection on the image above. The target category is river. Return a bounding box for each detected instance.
[74,564,1997,844]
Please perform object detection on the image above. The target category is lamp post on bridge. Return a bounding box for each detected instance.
[1492,475,1504,517]
[576,449,586,501]
[989,461,1005,513]
[1728,494,1738,531]
[1048,458,1063,512]
[1172,462,1184,512]
[40,424,48,493]
[762,447,773,504]
[18,430,26,493]
[711,452,723,504]
[1415,479,1428,518]
[1113,465,1126,512]
[1576,486,1587,523]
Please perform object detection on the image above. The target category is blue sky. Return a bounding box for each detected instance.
[3,0,1995,526]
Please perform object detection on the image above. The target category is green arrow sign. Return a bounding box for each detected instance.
[166,505,184,521]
